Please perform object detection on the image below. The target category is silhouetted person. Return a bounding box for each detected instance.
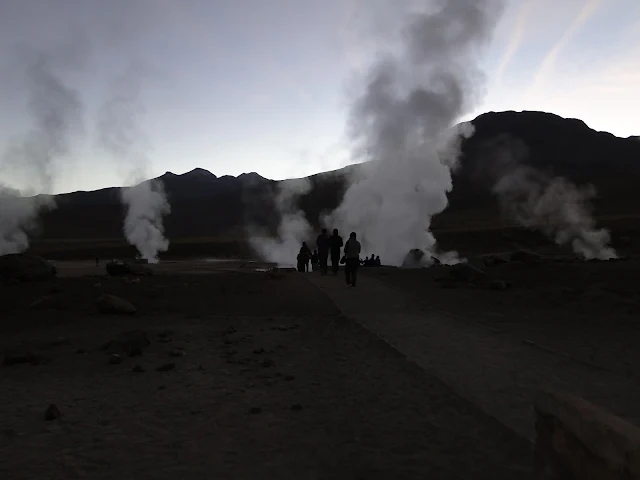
[375,255,381,266]
[329,229,343,275]
[316,229,329,275]
[311,250,319,271]
[297,242,312,272]
[344,231,361,287]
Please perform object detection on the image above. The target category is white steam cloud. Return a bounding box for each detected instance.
[487,137,617,260]
[95,65,170,263]
[0,49,84,255]
[248,178,312,266]
[326,0,505,267]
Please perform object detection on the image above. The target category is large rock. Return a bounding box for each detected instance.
[95,294,137,315]
[449,262,486,283]
[401,249,426,268]
[534,390,640,479]
[510,249,543,266]
[0,254,56,282]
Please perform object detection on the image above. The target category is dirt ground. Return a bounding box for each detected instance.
[366,254,640,376]
[0,260,532,480]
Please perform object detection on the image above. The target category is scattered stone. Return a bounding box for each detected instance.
[261,358,274,368]
[2,350,43,367]
[449,262,486,283]
[284,375,295,381]
[95,294,137,315]
[0,254,57,282]
[44,404,61,421]
[249,407,262,414]
[93,283,102,288]
[252,348,265,354]
[75,348,86,355]
[482,255,509,267]
[132,365,145,373]
[158,385,166,390]
[109,354,123,365]
[29,295,67,311]
[291,404,303,411]
[489,280,509,291]
[49,284,63,294]
[103,330,150,355]
[169,349,186,357]
[156,363,176,372]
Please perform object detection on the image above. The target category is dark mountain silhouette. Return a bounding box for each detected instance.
[33,110,640,251]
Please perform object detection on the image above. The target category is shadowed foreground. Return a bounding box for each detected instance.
[0,261,531,479]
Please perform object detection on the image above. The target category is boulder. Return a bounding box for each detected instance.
[510,249,543,265]
[401,249,426,268]
[106,260,152,277]
[449,262,486,283]
[95,294,137,315]
[0,254,56,282]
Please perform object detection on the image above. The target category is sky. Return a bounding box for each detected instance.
[0,0,638,195]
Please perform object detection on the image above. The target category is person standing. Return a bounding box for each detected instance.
[316,229,329,275]
[344,231,361,287]
[329,229,343,275]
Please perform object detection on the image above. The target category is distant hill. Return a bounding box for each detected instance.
[34,110,640,245]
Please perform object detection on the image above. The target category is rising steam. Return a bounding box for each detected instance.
[95,66,170,263]
[0,50,84,254]
[248,178,312,266]
[486,137,617,260]
[326,0,505,267]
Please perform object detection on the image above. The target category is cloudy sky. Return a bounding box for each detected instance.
[0,0,638,194]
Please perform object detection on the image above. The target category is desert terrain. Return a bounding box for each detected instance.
[1,258,536,479]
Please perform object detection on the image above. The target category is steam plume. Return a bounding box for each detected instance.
[0,51,84,254]
[248,178,312,266]
[96,66,170,263]
[326,0,505,267]
[486,137,617,260]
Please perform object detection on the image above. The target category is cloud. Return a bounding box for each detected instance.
[494,0,535,87]
[524,0,604,101]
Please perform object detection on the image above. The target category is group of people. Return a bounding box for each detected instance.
[296,228,380,288]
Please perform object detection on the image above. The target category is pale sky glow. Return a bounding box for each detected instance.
[0,0,638,194]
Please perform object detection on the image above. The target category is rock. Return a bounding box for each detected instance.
[252,348,265,354]
[132,365,145,373]
[95,294,137,315]
[50,337,69,347]
[510,249,543,265]
[108,354,123,364]
[449,262,486,282]
[489,280,508,291]
[75,348,87,355]
[169,349,186,357]
[249,407,262,414]
[2,349,43,366]
[156,363,176,372]
[482,254,510,267]
[30,295,68,311]
[284,375,295,381]
[103,330,150,355]
[401,248,427,268]
[291,404,303,411]
[105,260,132,276]
[261,358,274,368]
[44,404,61,421]
[49,284,63,294]
[0,254,57,282]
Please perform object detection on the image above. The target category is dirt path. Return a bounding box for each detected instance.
[308,272,640,440]
[0,268,531,479]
